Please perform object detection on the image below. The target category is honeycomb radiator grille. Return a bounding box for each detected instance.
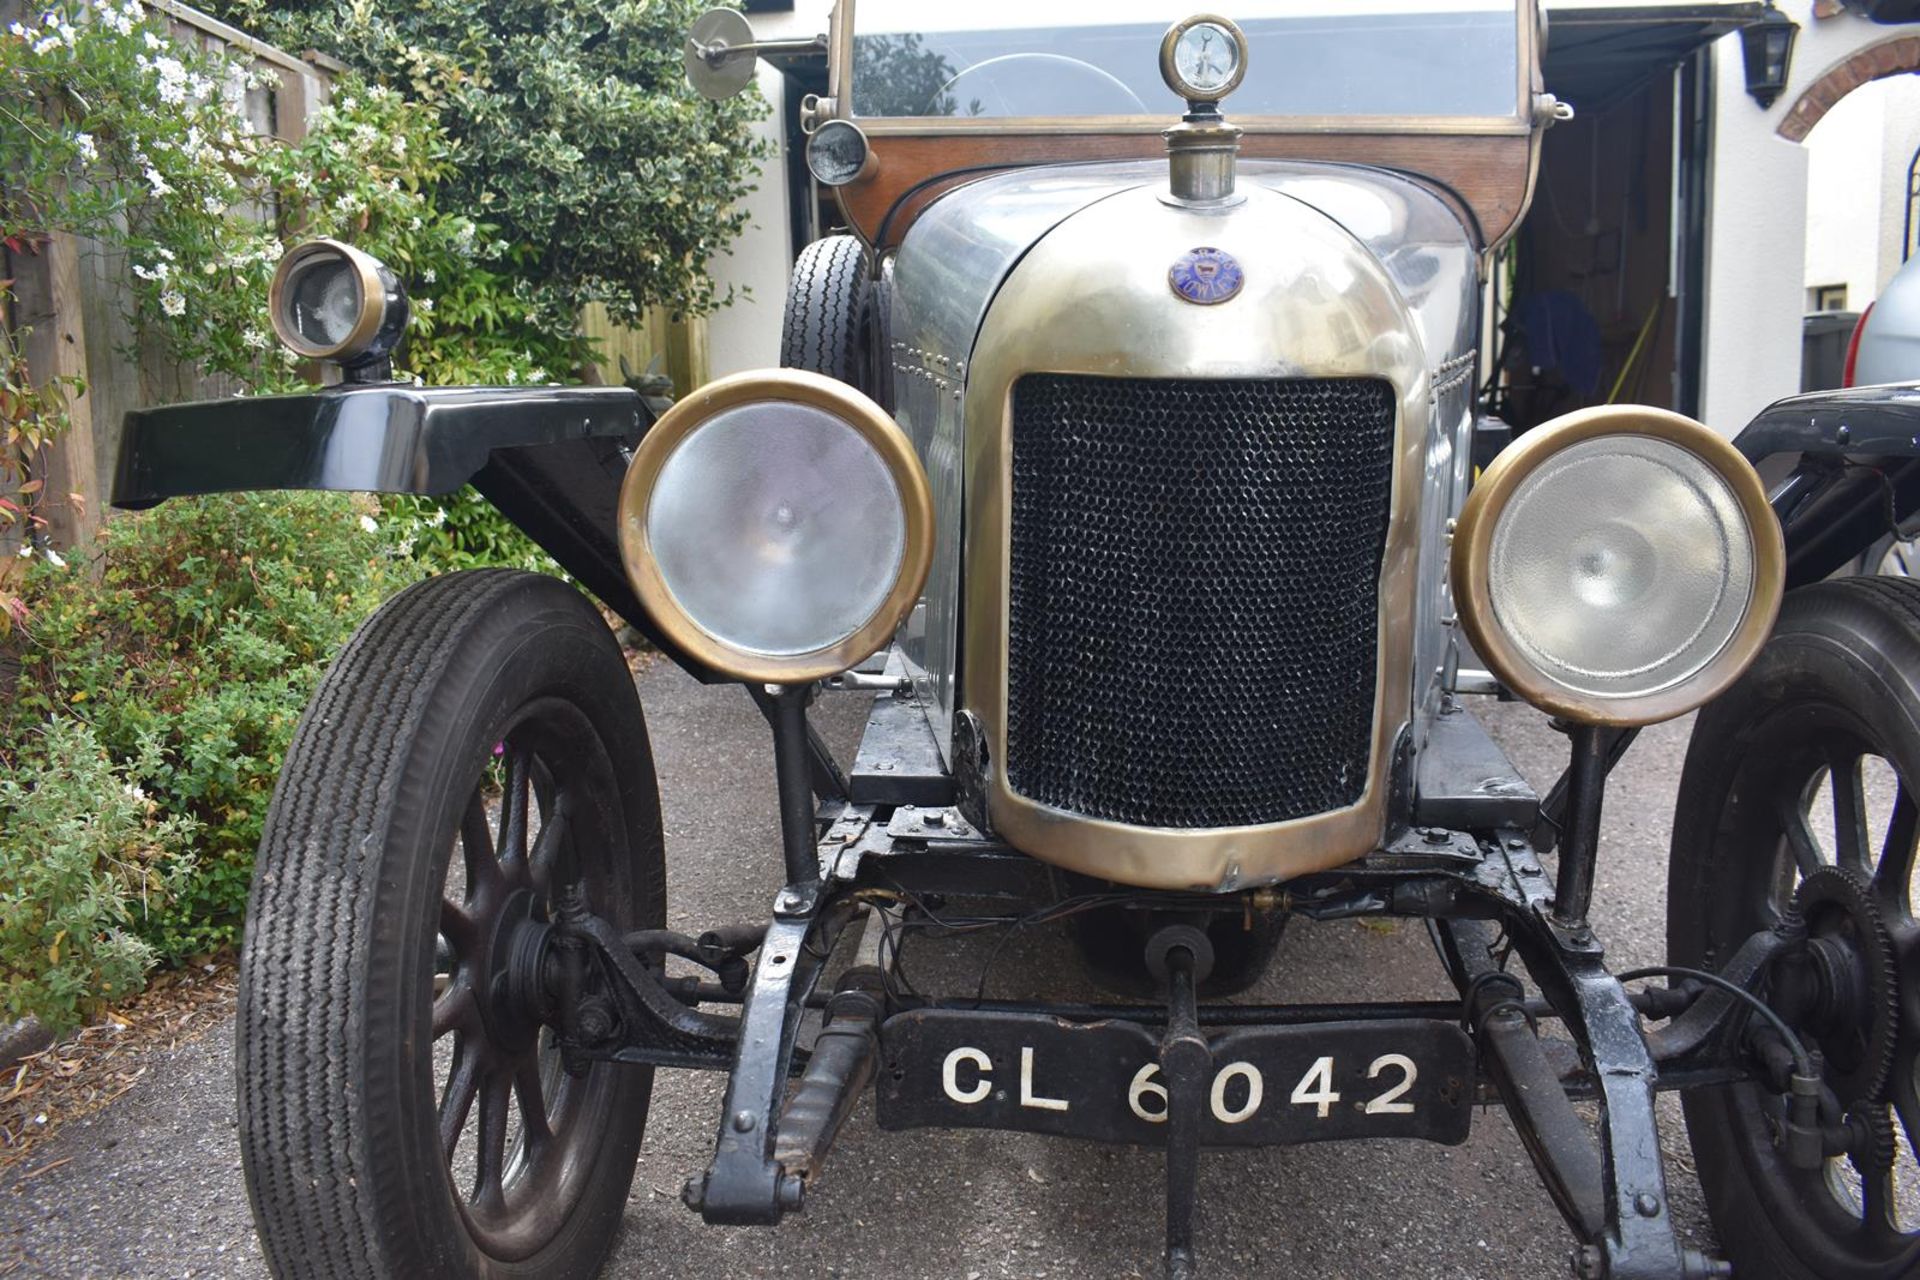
[1004,374,1397,830]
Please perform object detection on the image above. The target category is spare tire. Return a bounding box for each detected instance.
[780,235,871,390]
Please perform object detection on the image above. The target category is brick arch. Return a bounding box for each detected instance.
[1779,34,1920,142]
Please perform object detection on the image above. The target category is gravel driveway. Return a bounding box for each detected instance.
[0,659,1717,1279]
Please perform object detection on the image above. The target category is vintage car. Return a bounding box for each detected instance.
[107,3,1920,1278]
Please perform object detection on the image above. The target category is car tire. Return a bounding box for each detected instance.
[238,569,663,1280]
[1670,576,1920,1280]
[780,234,871,389]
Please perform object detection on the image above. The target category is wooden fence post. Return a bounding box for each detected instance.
[8,234,100,553]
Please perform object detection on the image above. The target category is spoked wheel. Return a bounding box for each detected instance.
[1670,577,1920,1280]
[239,570,663,1279]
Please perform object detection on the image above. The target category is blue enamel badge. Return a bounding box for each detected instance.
[1168,246,1244,305]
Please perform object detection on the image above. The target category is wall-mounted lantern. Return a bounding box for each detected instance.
[1741,4,1800,108]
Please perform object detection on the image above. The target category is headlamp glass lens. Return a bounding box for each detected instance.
[1487,434,1755,700]
[285,257,363,350]
[647,401,907,658]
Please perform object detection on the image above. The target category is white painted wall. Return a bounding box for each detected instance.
[1700,5,1910,434]
[1871,74,1920,295]
[1804,74,1920,315]
[1805,85,1884,312]
[705,1,835,378]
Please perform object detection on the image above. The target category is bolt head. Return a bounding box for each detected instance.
[777,1172,806,1211]
[1635,1192,1661,1217]
[732,1109,756,1132]
[1506,837,1529,851]
[577,1003,613,1041]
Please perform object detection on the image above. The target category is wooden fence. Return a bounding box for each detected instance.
[5,0,705,556]
[4,0,340,553]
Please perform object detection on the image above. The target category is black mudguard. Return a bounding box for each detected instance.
[1734,382,1920,588]
[111,382,720,679]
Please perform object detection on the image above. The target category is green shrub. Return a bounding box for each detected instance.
[0,492,424,965]
[222,0,772,325]
[384,488,552,574]
[0,719,197,1033]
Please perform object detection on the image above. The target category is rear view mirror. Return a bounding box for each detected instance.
[685,8,759,101]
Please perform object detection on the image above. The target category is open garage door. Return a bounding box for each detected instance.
[1495,3,1763,431]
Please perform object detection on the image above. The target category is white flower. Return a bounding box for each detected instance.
[421,267,435,284]
[243,329,268,350]
[9,20,31,37]
[121,781,149,804]
[73,131,96,161]
[407,215,422,231]
[16,544,32,559]
[150,55,188,104]
[505,368,519,384]
[527,368,547,384]
[43,546,67,569]
[159,289,185,316]
[415,297,432,313]
[132,261,169,281]
[30,34,58,53]
[143,166,171,196]
[391,134,406,158]
[142,30,160,49]
[156,247,174,260]
[201,194,224,214]
[358,514,379,534]
[54,20,75,44]
[337,95,357,111]
[426,507,447,527]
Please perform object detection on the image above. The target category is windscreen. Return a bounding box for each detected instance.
[848,1,1523,122]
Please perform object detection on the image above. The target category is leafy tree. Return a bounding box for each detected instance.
[219,0,772,330]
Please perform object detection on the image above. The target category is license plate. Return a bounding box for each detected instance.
[876,1011,1474,1147]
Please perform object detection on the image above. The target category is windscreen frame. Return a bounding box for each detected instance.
[828,0,1538,137]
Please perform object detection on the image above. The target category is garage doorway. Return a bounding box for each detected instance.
[1490,4,1757,433]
